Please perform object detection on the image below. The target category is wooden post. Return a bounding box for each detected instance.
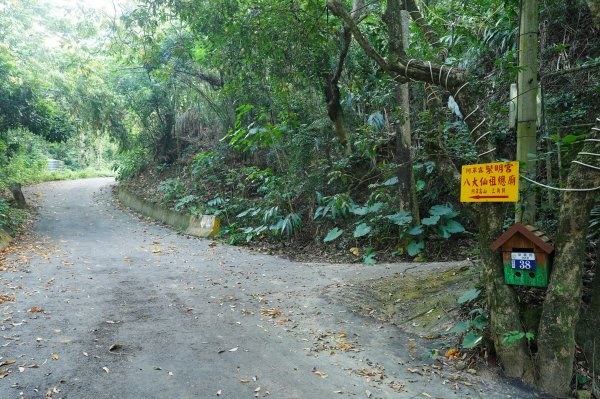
[515,0,539,225]
[9,183,27,209]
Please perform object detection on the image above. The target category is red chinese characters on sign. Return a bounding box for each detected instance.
[460,161,519,202]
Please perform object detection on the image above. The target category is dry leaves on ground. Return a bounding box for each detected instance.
[260,308,282,318]
[0,295,16,304]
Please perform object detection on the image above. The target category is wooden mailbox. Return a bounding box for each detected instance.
[490,223,554,288]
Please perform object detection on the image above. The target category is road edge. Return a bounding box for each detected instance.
[117,186,218,238]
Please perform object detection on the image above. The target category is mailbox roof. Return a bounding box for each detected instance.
[489,223,554,254]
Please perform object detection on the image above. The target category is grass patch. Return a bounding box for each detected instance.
[39,167,116,182]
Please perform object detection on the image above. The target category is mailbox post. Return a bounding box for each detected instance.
[490,223,554,288]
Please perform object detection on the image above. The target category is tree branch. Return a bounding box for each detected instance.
[327,0,464,88]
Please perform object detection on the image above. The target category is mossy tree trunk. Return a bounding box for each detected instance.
[536,137,600,397]
[576,246,600,376]
[383,1,419,220]
[476,202,536,381]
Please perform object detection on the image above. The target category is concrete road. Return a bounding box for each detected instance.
[0,178,540,399]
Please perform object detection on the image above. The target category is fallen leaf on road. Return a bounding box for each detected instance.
[355,368,384,378]
[228,347,238,352]
[109,344,123,352]
[152,249,162,254]
[445,348,460,360]
[168,371,174,376]
[422,393,432,398]
[350,247,360,257]
[30,307,44,313]
[51,354,59,360]
[216,390,221,396]
[0,295,16,304]
[45,387,60,398]
[240,379,251,383]
[0,368,8,378]
[365,390,372,398]
[260,308,282,318]
[388,381,406,392]
[0,360,16,366]
[18,367,25,372]
[312,370,328,378]
[102,367,110,373]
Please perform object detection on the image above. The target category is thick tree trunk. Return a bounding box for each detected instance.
[577,246,600,376]
[476,202,536,382]
[10,183,27,209]
[536,137,600,397]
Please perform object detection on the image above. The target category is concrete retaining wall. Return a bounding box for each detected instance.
[117,187,219,238]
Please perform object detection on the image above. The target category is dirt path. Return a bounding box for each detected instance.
[0,178,541,399]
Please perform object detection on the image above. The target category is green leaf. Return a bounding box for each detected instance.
[457,289,481,304]
[502,330,526,345]
[421,215,441,225]
[438,225,451,239]
[407,240,425,256]
[387,212,413,226]
[562,134,579,144]
[353,223,372,238]
[444,220,465,234]
[449,321,471,334]
[408,225,424,236]
[350,205,368,216]
[382,177,399,186]
[324,227,344,242]
[367,202,384,213]
[471,314,489,330]
[461,331,483,349]
[237,207,258,218]
[429,205,453,216]
[415,180,425,192]
[363,252,377,265]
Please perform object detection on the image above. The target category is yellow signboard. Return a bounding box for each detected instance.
[460,161,519,202]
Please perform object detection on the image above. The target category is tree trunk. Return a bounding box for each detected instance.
[586,0,600,30]
[10,183,27,209]
[323,0,364,154]
[576,244,600,376]
[476,202,536,382]
[536,138,600,397]
[385,1,419,220]
[515,0,539,225]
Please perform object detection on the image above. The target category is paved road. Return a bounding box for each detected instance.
[0,178,540,399]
